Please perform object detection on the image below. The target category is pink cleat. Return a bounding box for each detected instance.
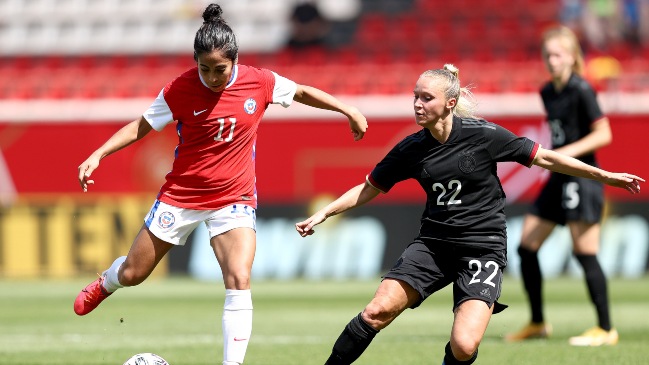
[74,274,112,316]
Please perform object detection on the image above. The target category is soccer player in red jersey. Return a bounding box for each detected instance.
[74,3,367,365]
[295,64,642,365]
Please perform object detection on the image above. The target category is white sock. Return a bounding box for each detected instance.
[102,256,126,293]
[222,289,253,365]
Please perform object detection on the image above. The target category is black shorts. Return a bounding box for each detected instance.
[530,174,604,225]
[383,238,508,313]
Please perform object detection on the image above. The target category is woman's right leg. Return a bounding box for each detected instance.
[519,214,556,323]
[74,224,174,315]
[324,278,420,365]
[505,214,556,341]
[115,224,175,286]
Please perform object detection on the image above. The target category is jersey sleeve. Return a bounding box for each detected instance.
[487,124,540,167]
[367,143,412,193]
[271,71,297,108]
[578,81,605,124]
[142,88,174,131]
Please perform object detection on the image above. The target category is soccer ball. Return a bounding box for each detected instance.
[122,353,170,365]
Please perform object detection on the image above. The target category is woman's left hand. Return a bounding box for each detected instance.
[347,106,368,141]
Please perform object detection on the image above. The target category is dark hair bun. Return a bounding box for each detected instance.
[202,3,225,24]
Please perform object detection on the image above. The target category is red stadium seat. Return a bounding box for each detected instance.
[2,1,645,99]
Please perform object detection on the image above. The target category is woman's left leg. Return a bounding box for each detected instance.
[570,221,611,330]
[445,299,494,364]
[568,221,618,346]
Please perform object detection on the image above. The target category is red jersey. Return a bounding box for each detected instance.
[143,64,297,210]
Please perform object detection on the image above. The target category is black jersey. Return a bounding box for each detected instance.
[541,73,604,166]
[368,116,538,249]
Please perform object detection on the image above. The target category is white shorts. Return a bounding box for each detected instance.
[144,200,256,245]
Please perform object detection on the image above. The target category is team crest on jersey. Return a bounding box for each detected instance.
[244,98,257,114]
[158,211,175,229]
[458,151,476,174]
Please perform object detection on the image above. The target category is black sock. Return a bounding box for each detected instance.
[575,254,612,331]
[324,313,379,365]
[518,245,544,323]
[442,342,478,365]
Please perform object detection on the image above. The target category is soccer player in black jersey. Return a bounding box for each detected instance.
[506,26,620,346]
[295,64,643,365]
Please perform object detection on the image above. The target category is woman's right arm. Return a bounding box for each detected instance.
[554,117,612,158]
[295,181,381,237]
[78,116,153,192]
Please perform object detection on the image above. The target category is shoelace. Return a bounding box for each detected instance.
[84,274,106,303]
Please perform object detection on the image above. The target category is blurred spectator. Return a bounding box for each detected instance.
[620,0,642,45]
[641,0,649,46]
[316,0,362,48]
[287,2,330,49]
[560,0,585,30]
[318,0,362,22]
[617,0,649,48]
[564,0,649,52]
[581,0,624,51]
[361,0,414,14]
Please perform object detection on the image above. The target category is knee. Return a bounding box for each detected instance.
[450,336,480,361]
[232,274,250,289]
[118,265,149,287]
[518,244,538,257]
[224,269,251,290]
[361,301,397,330]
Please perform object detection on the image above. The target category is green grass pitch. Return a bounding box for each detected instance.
[1,276,648,365]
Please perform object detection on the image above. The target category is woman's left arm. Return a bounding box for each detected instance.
[533,147,644,193]
[294,84,368,141]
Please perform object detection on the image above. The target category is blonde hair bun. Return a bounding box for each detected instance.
[443,64,459,78]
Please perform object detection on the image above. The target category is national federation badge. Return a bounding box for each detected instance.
[244,98,257,114]
[458,151,477,174]
[158,211,175,229]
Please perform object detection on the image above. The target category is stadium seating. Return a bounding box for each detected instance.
[0,0,646,99]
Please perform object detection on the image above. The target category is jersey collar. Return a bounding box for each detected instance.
[197,65,239,90]
[423,116,461,145]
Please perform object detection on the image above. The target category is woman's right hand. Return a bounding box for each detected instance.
[75,117,152,192]
[295,212,328,237]
[78,154,101,192]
